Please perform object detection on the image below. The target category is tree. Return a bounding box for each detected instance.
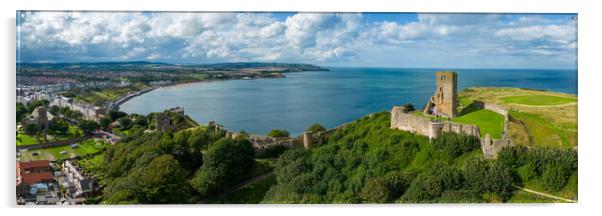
[135,155,189,203]
[78,120,100,135]
[360,178,389,203]
[402,174,443,203]
[103,154,189,204]
[99,117,112,129]
[70,110,84,121]
[49,118,70,135]
[486,162,515,201]
[49,105,61,116]
[109,110,127,121]
[306,123,326,133]
[118,117,132,130]
[434,132,480,158]
[27,99,49,113]
[541,165,569,192]
[268,129,290,138]
[497,146,522,169]
[191,137,255,197]
[133,116,148,127]
[24,123,39,137]
[463,158,489,193]
[16,103,28,122]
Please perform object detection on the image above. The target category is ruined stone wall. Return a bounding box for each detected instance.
[481,134,512,159]
[391,106,433,137]
[440,121,481,137]
[391,106,480,139]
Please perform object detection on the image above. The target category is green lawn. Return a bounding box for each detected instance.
[510,111,571,149]
[500,95,576,106]
[452,109,504,139]
[16,133,38,146]
[19,139,107,162]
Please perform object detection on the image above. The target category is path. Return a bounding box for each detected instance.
[199,171,274,203]
[513,185,577,203]
[505,102,577,108]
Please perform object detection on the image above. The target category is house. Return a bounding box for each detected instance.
[16,160,58,204]
[60,160,96,198]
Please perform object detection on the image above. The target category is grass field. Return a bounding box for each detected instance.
[500,95,576,106]
[16,133,37,146]
[452,109,505,139]
[19,139,107,162]
[510,111,571,148]
[76,83,150,106]
[459,87,577,149]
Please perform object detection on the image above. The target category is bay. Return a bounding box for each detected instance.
[120,68,577,135]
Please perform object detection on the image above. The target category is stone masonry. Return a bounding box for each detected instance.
[424,71,458,117]
[392,71,512,159]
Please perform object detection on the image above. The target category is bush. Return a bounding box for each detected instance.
[541,165,570,192]
[433,132,480,158]
[360,178,389,203]
[268,129,290,138]
[306,124,326,133]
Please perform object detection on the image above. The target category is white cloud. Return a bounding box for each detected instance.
[17,12,577,68]
[495,23,576,44]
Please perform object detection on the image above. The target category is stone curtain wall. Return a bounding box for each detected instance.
[439,121,481,137]
[472,100,512,159]
[391,103,513,159]
[391,106,433,138]
[391,106,480,139]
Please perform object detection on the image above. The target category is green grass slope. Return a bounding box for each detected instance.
[453,109,505,139]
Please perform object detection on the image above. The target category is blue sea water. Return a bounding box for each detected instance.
[120,68,577,135]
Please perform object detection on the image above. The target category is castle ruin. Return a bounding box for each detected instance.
[391,71,512,159]
[424,71,458,117]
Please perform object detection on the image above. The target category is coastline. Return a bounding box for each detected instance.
[114,71,316,111]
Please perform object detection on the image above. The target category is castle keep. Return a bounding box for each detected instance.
[424,71,458,117]
[391,71,511,159]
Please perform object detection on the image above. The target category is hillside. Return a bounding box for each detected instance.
[259,112,577,203]
[17,61,329,73]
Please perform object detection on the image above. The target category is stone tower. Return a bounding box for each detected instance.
[423,71,458,117]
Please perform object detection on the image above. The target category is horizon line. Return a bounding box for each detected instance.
[16,61,577,71]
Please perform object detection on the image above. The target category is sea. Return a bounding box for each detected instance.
[120,68,577,135]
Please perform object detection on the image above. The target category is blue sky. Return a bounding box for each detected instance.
[17,12,577,69]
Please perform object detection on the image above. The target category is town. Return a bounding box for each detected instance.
[15,61,329,205]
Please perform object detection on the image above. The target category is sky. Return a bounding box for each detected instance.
[16,12,577,69]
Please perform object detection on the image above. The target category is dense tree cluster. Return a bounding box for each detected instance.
[497,146,577,192]
[100,121,259,203]
[262,112,578,203]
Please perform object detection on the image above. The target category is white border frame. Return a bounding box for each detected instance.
[2,0,601,216]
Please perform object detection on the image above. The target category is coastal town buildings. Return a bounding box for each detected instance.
[16,160,59,204]
[60,160,96,198]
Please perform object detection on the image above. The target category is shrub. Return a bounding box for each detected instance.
[306,123,326,133]
[268,129,290,138]
[433,132,480,158]
[360,178,389,203]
